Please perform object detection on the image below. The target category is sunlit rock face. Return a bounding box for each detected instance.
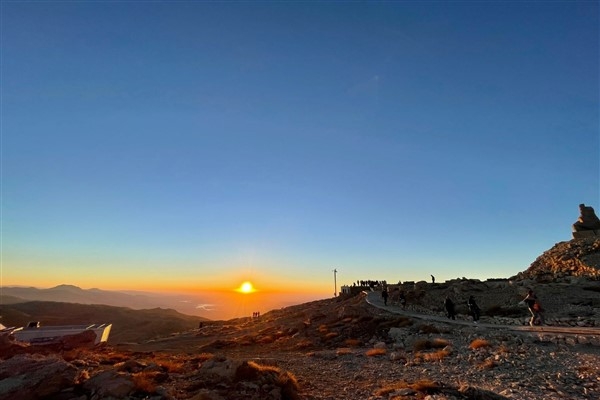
[517,238,600,281]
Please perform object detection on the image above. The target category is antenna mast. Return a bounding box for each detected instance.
[333,268,338,297]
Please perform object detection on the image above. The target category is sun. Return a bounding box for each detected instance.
[236,281,256,294]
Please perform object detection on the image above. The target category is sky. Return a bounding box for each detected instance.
[1,1,599,318]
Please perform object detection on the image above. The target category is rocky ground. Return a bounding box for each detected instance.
[1,237,600,400]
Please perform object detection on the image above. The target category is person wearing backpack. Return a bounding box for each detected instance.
[523,289,544,326]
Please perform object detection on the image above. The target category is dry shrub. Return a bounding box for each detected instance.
[496,344,510,355]
[132,371,158,394]
[375,379,440,396]
[277,370,300,400]
[293,339,313,350]
[235,361,278,382]
[419,349,450,362]
[366,348,386,357]
[75,369,90,384]
[324,332,338,340]
[156,358,185,373]
[469,338,491,350]
[235,361,300,400]
[106,352,131,363]
[478,358,496,370]
[336,347,353,356]
[344,338,361,347]
[237,335,255,346]
[257,335,275,344]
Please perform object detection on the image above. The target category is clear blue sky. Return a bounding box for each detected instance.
[1,1,598,296]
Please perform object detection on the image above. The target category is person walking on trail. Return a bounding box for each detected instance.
[523,289,544,326]
[381,288,389,306]
[444,296,456,320]
[399,291,406,310]
[431,275,435,284]
[467,295,480,323]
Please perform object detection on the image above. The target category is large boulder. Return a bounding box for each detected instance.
[0,354,78,400]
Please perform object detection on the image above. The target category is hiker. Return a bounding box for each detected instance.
[431,275,435,284]
[399,291,406,309]
[381,288,389,306]
[444,296,456,320]
[467,295,480,323]
[523,289,544,326]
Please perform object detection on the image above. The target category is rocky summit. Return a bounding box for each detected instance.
[518,237,600,281]
[1,238,600,400]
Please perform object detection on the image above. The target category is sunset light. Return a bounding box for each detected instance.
[236,281,256,294]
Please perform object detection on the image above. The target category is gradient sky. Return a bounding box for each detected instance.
[1,2,599,303]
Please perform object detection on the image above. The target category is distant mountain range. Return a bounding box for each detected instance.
[0,284,212,318]
[0,284,327,321]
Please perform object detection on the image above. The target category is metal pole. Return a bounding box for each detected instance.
[333,268,337,297]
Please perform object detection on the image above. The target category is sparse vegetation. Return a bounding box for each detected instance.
[324,332,338,340]
[366,348,387,357]
[293,338,314,350]
[469,338,491,350]
[417,349,451,362]
[336,347,353,355]
[478,358,496,370]
[132,371,158,394]
[234,361,300,400]
[155,357,185,373]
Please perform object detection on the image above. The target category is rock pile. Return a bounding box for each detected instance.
[517,238,600,281]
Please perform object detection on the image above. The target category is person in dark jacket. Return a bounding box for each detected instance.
[444,296,456,320]
[381,288,389,306]
[467,295,480,323]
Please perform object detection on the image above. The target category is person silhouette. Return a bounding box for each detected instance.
[467,295,480,323]
[381,288,389,306]
[444,296,456,320]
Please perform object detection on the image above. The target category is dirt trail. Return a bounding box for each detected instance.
[365,290,600,337]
